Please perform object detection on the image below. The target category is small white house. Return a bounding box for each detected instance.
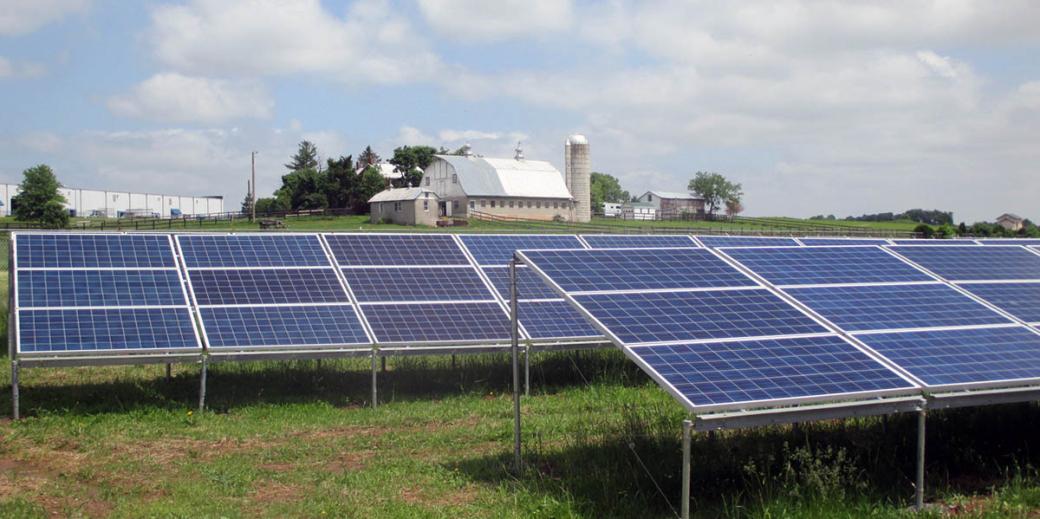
[368,187,440,226]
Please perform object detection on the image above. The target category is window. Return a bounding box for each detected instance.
[394,202,401,212]
[425,176,430,186]
[553,202,559,209]
[508,200,514,208]
[423,200,429,211]
[469,201,475,209]
[480,199,486,208]
[452,173,457,184]
[536,201,541,209]
[647,194,652,201]
[453,200,459,210]
[491,200,496,208]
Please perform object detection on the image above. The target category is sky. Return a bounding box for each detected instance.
[0,0,1037,223]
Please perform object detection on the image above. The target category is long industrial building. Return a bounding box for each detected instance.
[0,183,224,217]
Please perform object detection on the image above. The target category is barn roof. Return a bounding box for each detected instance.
[431,155,572,199]
[368,187,438,203]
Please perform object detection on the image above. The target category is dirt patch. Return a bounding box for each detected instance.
[250,480,304,504]
[326,450,375,473]
[1,452,113,518]
[292,425,393,441]
[399,484,478,508]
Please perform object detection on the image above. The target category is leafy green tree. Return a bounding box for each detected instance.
[353,166,387,213]
[325,155,356,209]
[688,171,742,215]
[285,141,319,171]
[254,197,288,215]
[913,224,934,238]
[357,146,380,168]
[275,168,329,210]
[389,145,437,187]
[13,164,68,228]
[589,172,630,214]
[241,193,254,215]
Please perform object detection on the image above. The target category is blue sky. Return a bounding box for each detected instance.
[1,0,1038,222]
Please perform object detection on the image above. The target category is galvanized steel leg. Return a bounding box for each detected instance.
[510,259,522,473]
[682,419,692,519]
[915,409,926,510]
[381,355,386,373]
[524,344,530,397]
[197,357,207,413]
[451,354,456,370]
[165,363,172,380]
[371,350,378,409]
[11,360,19,420]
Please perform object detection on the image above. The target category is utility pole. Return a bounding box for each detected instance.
[250,151,258,222]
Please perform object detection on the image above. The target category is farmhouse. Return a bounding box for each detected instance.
[636,190,705,218]
[997,213,1025,231]
[368,187,440,226]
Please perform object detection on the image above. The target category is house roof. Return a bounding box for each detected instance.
[368,187,438,203]
[642,190,704,201]
[431,155,572,199]
[997,213,1024,222]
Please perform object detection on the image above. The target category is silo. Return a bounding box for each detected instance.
[564,134,591,223]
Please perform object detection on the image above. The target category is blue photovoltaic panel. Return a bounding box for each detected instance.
[519,300,602,339]
[482,266,561,300]
[190,268,349,305]
[573,289,827,344]
[785,284,1011,332]
[179,235,330,267]
[202,305,368,348]
[890,239,980,246]
[634,336,912,408]
[856,326,1040,387]
[16,234,175,268]
[521,249,756,292]
[460,234,583,265]
[344,267,495,302]
[582,234,697,249]
[891,245,1040,281]
[697,236,799,248]
[325,234,469,266]
[798,238,890,246]
[724,246,932,286]
[978,239,1040,246]
[959,283,1040,323]
[363,302,511,343]
[18,308,198,353]
[17,270,185,308]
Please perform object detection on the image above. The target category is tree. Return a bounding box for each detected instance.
[688,171,742,215]
[325,155,356,209]
[389,145,437,187]
[589,172,630,214]
[240,193,254,215]
[275,168,329,210]
[13,164,68,228]
[352,166,387,213]
[725,198,744,217]
[254,197,288,215]
[285,141,319,171]
[914,224,934,238]
[357,146,380,168]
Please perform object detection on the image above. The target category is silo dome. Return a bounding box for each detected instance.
[566,134,588,146]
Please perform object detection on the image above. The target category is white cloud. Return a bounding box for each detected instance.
[0,56,46,79]
[148,0,439,83]
[416,0,572,42]
[0,0,89,36]
[107,73,273,124]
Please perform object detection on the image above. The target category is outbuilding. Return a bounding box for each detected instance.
[996,213,1025,231]
[368,187,440,226]
[636,191,705,218]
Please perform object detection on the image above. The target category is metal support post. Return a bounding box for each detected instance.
[316,359,322,370]
[381,356,386,373]
[915,409,926,510]
[510,258,522,473]
[682,419,692,519]
[165,363,172,380]
[11,360,20,420]
[197,357,208,413]
[524,344,530,397]
[451,354,456,370]
[371,350,378,409]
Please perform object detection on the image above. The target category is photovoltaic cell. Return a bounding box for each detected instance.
[978,239,1040,246]
[344,267,495,302]
[724,246,932,286]
[202,305,368,348]
[16,234,175,268]
[573,289,827,344]
[18,308,197,353]
[959,283,1040,323]
[482,266,561,300]
[519,300,601,339]
[697,236,799,248]
[891,245,1040,281]
[325,234,469,266]
[798,238,890,246]
[889,239,980,246]
[521,248,757,292]
[856,326,1040,387]
[190,268,349,305]
[179,235,330,267]
[460,234,583,265]
[362,302,511,343]
[634,336,913,408]
[17,270,185,307]
[582,234,698,249]
[785,284,1010,332]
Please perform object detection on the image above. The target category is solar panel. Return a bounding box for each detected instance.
[190,268,349,305]
[519,300,602,339]
[459,234,583,265]
[202,305,369,348]
[362,302,512,343]
[16,234,176,268]
[325,234,469,266]
[958,283,1040,323]
[344,267,495,302]
[889,239,980,246]
[179,234,330,267]
[17,270,185,307]
[798,238,890,246]
[723,246,932,286]
[977,239,1040,246]
[520,248,757,292]
[582,234,698,249]
[482,266,561,300]
[890,245,1040,281]
[19,308,198,353]
[697,236,799,248]
[856,326,1040,388]
[634,336,914,408]
[784,284,1011,332]
[573,289,827,344]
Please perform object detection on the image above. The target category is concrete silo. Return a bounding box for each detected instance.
[564,134,591,223]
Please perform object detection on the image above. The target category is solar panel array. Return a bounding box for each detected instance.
[581,234,698,249]
[15,234,200,355]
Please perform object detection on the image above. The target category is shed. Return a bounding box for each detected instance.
[996,213,1025,231]
[368,187,440,226]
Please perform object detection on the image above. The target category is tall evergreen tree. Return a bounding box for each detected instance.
[285,141,319,171]
[357,146,380,168]
[13,164,69,228]
[325,155,356,209]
